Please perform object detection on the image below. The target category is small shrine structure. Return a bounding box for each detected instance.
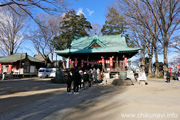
[54,34,141,74]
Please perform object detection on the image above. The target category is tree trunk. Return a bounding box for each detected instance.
[10,50,13,55]
[44,60,48,66]
[147,40,153,77]
[62,57,66,69]
[50,52,53,62]
[141,47,146,71]
[163,44,168,77]
[154,45,160,77]
[148,42,153,76]
[148,54,152,77]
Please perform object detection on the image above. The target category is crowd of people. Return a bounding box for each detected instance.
[166,69,180,83]
[66,68,101,94]
[172,70,180,82]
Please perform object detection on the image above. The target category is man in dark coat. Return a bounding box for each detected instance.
[67,70,72,94]
[72,69,81,94]
[166,70,170,83]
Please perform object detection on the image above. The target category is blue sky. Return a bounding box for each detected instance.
[71,0,114,25]
[22,0,115,59]
[20,0,177,65]
[69,0,169,64]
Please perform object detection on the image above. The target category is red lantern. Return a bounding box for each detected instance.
[8,65,12,72]
[124,57,127,67]
[87,58,89,66]
[110,57,113,67]
[102,58,104,67]
[69,59,72,67]
[81,59,84,68]
[0,64,2,71]
[75,58,78,67]
[177,65,180,71]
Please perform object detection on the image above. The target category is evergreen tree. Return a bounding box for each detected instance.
[101,7,126,35]
[101,7,135,47]
[53,10,92,50]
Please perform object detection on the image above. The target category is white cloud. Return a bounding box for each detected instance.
[62,13,66,17]
[168,54,180,60]
[86,8,94,16]
[77,8,84,16]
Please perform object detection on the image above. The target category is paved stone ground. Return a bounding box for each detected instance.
[0,77,180,120]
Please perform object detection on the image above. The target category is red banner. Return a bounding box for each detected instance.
[124,57,127,67]
[110,57,113,67]
[169,68,172,77]
[177,65,180,71]
[8,65,12,72]
[87,58,89,66]
[81,59,84,68]
[0,64,2,71]
[75,58,78,67]
[102,58,104,67]
[69,59,71,67]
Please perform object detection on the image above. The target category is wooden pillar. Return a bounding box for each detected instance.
[116,56,118,68]
[102,57,105,70]
[123,59,125,71]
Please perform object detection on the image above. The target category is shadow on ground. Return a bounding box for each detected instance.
[0,78,130,120]
[61,84,128,120]
[0,77,65,96]
[0,77,66,114]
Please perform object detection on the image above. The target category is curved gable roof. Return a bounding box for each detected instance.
[71,34,127,49]
[0,53,42,63]
[54,34,141,55]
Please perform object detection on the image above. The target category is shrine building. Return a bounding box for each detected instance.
[54,34,141,74]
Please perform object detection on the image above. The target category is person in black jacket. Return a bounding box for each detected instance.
[72,68,81,94]
[166,70,171,83]
[67,70,72,94]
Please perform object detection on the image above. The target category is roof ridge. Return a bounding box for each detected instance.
[13,53,26,54]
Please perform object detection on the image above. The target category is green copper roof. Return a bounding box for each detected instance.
[54,34,141,55]
[0,53,42,63]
